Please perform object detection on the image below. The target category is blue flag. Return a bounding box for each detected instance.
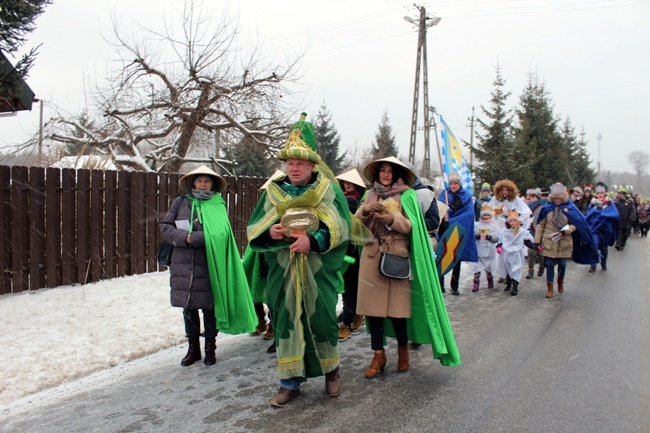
[440,115,474,195]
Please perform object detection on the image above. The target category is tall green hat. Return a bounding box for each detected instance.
[277,112,319,163]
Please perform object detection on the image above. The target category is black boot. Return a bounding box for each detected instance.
[181,337,201,366]
[204,336,216,366]
[504,276,512,291]
[511,281,519,296]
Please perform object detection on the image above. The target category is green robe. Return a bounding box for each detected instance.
[247,172,350,380]
[376,188,461,367]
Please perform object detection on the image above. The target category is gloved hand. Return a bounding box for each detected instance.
[475,233,481,240]
[374,212,394,226]
[486,234,492,241]
[449,196,463,212]
[496,243,503,255]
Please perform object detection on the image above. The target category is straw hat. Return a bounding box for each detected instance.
[260,169,286,190]
[336,168,366,189]
[179,165,227,193]
[362,156,417,186]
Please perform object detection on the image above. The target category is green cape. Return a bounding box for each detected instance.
[190,194,257,335]
[376,188,461,367]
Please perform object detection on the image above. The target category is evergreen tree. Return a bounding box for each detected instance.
[0,0,52,100]
[371,110,399,159]
[474,63,515,187]
[560,120,595,187]
[313,103,346,174]
[223,135,274,178]
[513,74,566,189]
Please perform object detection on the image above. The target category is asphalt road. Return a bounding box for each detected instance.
[2,236,649,433]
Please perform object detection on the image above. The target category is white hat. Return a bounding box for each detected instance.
[336,168,366,189]
[179,165,227,193]
[260,169,285,190]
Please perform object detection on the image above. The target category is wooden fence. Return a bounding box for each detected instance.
[0,165,266,295]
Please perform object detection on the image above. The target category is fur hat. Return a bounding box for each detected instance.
[573,186,583,195]
[448,172,461,184]
[480,203,494,218]
[363,156,417,186]
[179,165,227,193]
[494,179,519,201]
[549,183,569,201]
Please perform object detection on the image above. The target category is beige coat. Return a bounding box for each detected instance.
[534,210,576,259]
[355,196,413,318]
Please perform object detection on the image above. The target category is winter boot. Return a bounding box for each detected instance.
[525,268,534,279]
[204,336,216,366]
[338,324,352,341]
[546,282,554,299]
[487,273,494,289]
[365,350,387,379]
[251,317,268,336]
[557,278,564,294]
[588,265,596,273]
[262,323,274,340]
[511,281,519,296]
[350,315,365,332]
[472,274,480,292]
[504,276,512,291]
[537,264,545,277]
[397,345,410,372]
[181,337,201,366]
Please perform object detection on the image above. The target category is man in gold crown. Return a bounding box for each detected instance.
[247,113,351,407]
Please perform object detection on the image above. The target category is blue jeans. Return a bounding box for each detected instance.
[280,377,301,390]
[544,257,567,282]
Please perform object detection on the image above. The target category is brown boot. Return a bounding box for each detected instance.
[262,323,274,340]
[338,324,352,341]
[181,337,201,366]
[557,278,564,294]
[397,345,410,372]
[364,350,387,379]
[204,336,216,366]
[251,317,267,336]
[546,282,554,299]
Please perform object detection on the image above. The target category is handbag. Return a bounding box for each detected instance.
[378,239,411,280]
[158,240,174,267]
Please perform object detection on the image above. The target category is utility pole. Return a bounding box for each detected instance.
[596,133,602,179]
[466,106,476,167]
[405,5,440,181]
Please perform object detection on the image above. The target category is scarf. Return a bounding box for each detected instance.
[373,178,410,199]
[191,188,216,201]
[552,206,568,229]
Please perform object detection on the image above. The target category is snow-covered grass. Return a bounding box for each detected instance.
[0,272,185,406]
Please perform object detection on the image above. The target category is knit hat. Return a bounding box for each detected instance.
[448,172,461,184]
[481,182,491,192]
[530,188,542,199]
[573,186,583,195]
[584,185,592,193]
[540,188,550,197]
[549,183,568,200]
[179,165,227,193]
[480,203,494,218]
[277,112,319,163]
[618,186,629,196]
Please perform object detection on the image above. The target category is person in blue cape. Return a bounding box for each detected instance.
[437,172,478,295]
[535,183,599,299]
[585,182,619,272]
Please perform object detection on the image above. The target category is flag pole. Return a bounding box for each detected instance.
[432,111,444,181]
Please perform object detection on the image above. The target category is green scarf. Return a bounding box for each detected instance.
[189,195,257,335]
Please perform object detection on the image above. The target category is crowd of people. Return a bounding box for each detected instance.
[159,112,646,409]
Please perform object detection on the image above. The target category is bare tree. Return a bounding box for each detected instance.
[44,1,303,172]
[628,150,650,188]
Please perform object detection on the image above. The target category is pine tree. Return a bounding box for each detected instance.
[560,119,595,187]
[0,0,52,99]
[474,63,515,187]
[313,103,346,174]
[513,74,566,189]
[371,110,399,159]
[223,135,274,178]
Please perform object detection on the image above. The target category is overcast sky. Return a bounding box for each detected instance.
[2,0,649,177]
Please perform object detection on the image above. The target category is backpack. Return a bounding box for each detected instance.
[158,196,186,267]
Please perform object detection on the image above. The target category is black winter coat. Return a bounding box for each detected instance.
[160,196,213,309]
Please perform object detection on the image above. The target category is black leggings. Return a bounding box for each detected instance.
[367,316,408,351]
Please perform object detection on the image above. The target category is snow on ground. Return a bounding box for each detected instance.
[0,271,185,406]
